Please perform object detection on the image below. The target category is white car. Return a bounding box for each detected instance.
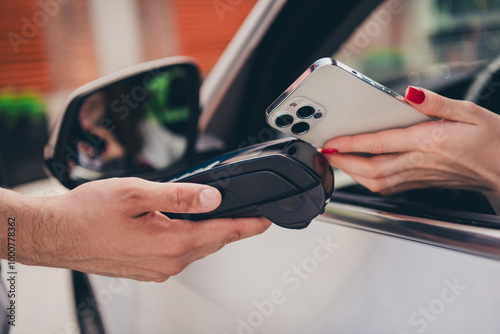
[6,0,500,333]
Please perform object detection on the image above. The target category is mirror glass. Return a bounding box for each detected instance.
[45,60,200,188]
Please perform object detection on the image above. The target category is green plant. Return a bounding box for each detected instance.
[0,91,46,130]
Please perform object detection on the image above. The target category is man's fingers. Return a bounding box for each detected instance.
[123,178,222,214]
[140,216,271,278]
[405,86,481,124]
[172,216,271,254]
[191,216,271,247]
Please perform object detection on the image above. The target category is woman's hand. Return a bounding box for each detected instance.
[322,87,500,209]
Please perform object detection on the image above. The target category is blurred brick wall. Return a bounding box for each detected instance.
[0,0,257,93]
[138,0,179,61]
[0,0,97,93]
[0,0,52,92]
[172,0,258,75]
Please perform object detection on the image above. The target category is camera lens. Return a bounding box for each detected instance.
[275,114,294,128]
[296,106,315,119]
[291,122,310,135]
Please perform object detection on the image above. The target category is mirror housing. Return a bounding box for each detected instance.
[44,56,201,189]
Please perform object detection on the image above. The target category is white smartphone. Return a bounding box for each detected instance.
[266,58,432,147]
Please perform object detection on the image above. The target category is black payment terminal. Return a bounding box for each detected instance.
[165,138,334,229]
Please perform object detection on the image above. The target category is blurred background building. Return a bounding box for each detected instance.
[0,0,257,95]
[1,0,500,186]
[335,0,500,84]
[0,0,256,186]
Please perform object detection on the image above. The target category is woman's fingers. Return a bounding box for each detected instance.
[323,121,444,155]
[323,87,487,155]
[326,153,403,178]
[323,127,419,154]
[322,86,500,203]
[339,160,488,195]
[405,86,482,124]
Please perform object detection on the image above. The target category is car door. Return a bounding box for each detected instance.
[173,0,500,333]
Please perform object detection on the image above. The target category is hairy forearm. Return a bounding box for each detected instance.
[0,189,28,261]
[0,188,65,267]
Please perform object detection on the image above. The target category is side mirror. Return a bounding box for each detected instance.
[44,57,201,189]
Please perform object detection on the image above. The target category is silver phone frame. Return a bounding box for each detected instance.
[265,57,406,122]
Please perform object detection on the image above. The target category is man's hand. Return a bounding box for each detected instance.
[4,178,271,282]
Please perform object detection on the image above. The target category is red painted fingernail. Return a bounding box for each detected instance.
[406,86,425,104]
[321,148,338,155]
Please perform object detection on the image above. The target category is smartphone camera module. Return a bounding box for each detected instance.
[268,96,325,139]
[292,122,310,135]
[296,106,315,119]
[275,114,294,128]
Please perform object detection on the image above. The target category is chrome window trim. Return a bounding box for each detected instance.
[320,202,500,261]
